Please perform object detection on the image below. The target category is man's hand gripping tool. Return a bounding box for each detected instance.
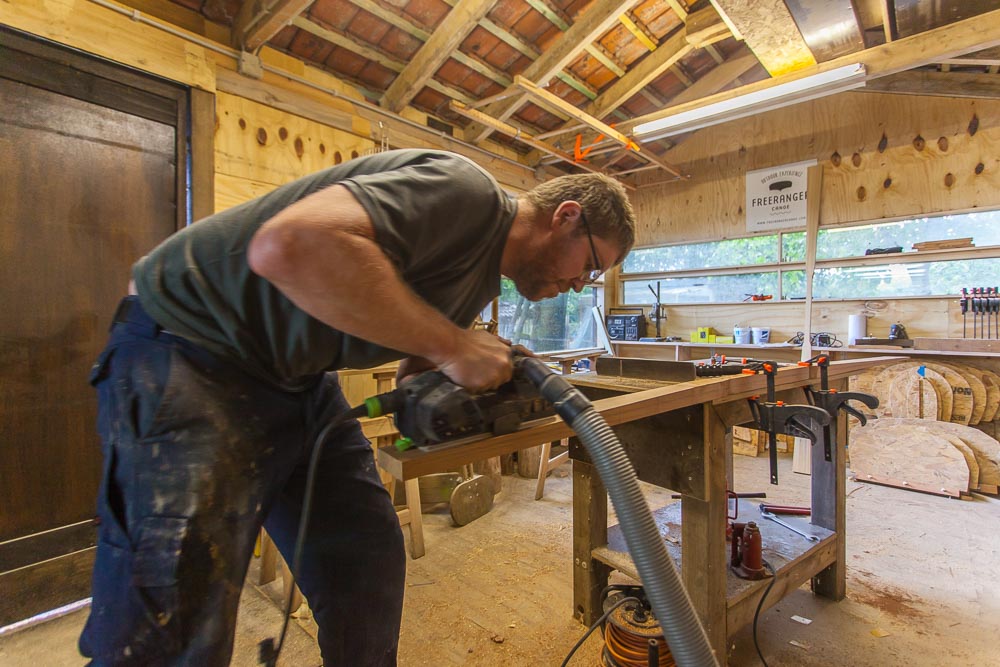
[799,355,879,462]
[745,361,831,485]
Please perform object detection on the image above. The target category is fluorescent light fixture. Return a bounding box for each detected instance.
[633,63,867,141]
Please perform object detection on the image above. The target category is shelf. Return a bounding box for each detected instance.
[817,345,1000,359]
[592,501,836,634]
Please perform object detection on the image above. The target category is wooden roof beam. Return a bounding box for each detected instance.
[513,76,685,179]
[618,8,1000,160]
[464,0,639,144]
[585,30,693,122]
[381,0,498,113]
[861,69,1000,99]
[233,0,315,51]
[449,101,611,178]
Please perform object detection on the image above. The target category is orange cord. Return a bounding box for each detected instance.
[602,623,677,667]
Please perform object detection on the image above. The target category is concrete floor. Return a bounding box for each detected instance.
[1,453,998,666]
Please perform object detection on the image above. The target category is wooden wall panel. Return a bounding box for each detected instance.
[3,0,215,92]
[633,92,1000,246]
[214,91,375,189]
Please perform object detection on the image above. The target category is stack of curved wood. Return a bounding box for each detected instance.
[849,361,1000,498]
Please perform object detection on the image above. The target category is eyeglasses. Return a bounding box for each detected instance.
[579,210,604,284]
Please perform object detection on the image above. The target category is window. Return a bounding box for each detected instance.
[494,278,599,352]
[621,209,1000,305]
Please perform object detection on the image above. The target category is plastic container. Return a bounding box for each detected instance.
[733,326,751,344]
[751,327,770,344]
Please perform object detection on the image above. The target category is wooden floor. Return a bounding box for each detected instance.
[1,454,998,666]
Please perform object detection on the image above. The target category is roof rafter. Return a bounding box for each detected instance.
[233,0,315,51]
[463,0,639,144]
[381,0,498,113]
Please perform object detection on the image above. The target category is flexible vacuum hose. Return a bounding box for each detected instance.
[520,358,719,667]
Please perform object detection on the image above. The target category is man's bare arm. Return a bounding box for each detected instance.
[247,184,511,391]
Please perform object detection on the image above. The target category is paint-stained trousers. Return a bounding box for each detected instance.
[79,297,405,666]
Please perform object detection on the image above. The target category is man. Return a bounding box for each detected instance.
[80,148,635,665]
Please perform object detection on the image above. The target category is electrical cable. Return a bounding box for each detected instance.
[751,560,778,667]
[258,402,369,667]
[560,597,639,667]
[604,623,676,667]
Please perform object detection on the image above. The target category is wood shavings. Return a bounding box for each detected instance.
[871,628,891,638]
[791,615,812,625]
[789,640,810,650]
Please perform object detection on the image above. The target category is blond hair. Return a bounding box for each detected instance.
[524,173,636,263]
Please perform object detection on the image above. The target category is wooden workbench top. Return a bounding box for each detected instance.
[376,356,901,480]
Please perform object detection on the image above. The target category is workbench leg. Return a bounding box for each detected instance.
[573,458,610,626]
[681,406,729,662]
[404,477,425,559]
[811,380,847,600]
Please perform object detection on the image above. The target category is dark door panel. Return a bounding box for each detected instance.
[0,28,187,624]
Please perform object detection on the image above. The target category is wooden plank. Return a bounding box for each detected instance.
[914,338,1000,353]
[571,388,707,498]
[586,30,694,123]
[709,0,817,76]
[0,548,94,626]
[464,0,637,143]
[233,0,314,51]
[514,75,641,152]
[380,0,498,113]
[190,87,216,221]
[572,459,611,625]
[669,46,759,106]
[593,500,839,637]
[684,4,732,48]
[3,0,216,92]
[213,69,540,192]
[681,405,729,657]
[802,163,822,361]
[448,100,608,177]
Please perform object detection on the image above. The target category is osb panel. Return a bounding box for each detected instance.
[632,92,1000,247]
[215,92,374,186]
[711,0,816,76]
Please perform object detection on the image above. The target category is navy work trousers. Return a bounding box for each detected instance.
[79,297,405,666]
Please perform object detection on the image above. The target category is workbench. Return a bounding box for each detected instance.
[377,356,895,663]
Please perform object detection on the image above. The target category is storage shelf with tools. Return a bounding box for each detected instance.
[613,340,803,363]
[592,500,836,636]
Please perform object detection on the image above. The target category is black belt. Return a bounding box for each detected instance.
[110,296,167,336]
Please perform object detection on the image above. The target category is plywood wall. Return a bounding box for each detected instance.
[620,90,1000,344]
[214,92,375,210]
[632,91,1000,246]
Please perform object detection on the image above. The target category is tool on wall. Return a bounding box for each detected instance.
[799,355,879,462]
[961,287,1000,339]
[745,361,830,484]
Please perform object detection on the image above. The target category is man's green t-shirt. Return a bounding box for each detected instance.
[133,149,515,390]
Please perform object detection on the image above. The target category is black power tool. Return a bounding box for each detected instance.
[372,355,554,449]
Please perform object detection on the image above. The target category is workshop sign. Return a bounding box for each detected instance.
[745,159,816,231]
